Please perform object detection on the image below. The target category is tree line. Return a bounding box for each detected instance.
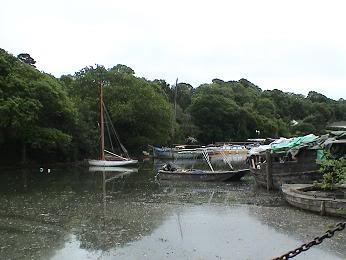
[0,48,345,164]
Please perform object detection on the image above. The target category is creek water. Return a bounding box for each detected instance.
[0,159,345,260]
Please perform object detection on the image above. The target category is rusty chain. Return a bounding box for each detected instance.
[272,222,346,260]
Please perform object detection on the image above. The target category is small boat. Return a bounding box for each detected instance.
[157,168,249,182]
[156,148,249,182]
[88,166,138,173]
[88,156,138,167]
[152,146,205,159]
[212,144,248,155]
[152,146,173,159]
[282,184,346,218]
[88,82,138,167]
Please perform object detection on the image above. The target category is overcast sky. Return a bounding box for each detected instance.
[1,0,346,100]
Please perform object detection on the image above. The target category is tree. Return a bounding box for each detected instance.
[105,73,172,149]
[292,122,316,135]
[153,79,172,102]
[307,91,331,103]
[0,49,76,163]
[62,65,173,156]
[175,83,193,111]
[190,84,240,143]
[317,155,346,190]
[254,98,276,117]
[110,64,135,75]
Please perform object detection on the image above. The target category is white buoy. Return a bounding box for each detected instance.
[40,168,43,173]
[47,168,51,173]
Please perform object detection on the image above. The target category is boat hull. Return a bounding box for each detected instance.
[157,169,249,182]
[153,146,221,159]
[249,161,322,190]
[88,159,138,167]
[153,147,173,158]
[88,166,138,173]
[282,184,346,218]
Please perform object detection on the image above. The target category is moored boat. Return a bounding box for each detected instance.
[282,184,346,218]
[152,147,174,158]
[88,166,138,173]
[88,157,138,167]
[212,144,248,155]
[152,146,210,159]
[248,134,326,190]
[88,82,138,167]
[249,149,322,190]
[157,168,249,182]
[152,144,247,159]
[248,133,346,190]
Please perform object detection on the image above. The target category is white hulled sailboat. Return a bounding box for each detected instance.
[88,82,138,167]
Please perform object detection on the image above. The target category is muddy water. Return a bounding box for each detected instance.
[0,160,345,260]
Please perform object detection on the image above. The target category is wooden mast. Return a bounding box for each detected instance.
[100,81,105,160]
[172,78,178,142]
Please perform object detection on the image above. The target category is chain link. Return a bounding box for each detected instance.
[272,222,346,260]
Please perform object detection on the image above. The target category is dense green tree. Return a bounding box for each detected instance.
[105,72,172,149]
[254,97,276,117]
[190,84,241,143]
[110,64,135,75]
[174,83,193,111]
[229,79,261,106]
[152,79,172,102]
[0,49,76,163]
[61,65,173,156]
[307,91,331,103]
[292,122,316,135]
[1,47,346,165]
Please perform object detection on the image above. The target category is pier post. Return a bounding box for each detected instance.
[266,150,273,190]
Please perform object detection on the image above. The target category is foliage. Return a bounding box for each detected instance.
[190,84,241,143]
[292,122,316,135]
[0,49,76,163]
[61,65,173,157]
[317,156,346,190]
[1,46,346,164]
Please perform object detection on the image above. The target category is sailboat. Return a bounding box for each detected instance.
[88,82,138,167]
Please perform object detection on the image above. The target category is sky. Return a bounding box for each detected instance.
[1,0,346,100]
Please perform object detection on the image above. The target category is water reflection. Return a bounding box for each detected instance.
[249,206,346,258]
[69,167,170,253]
[0,162,345,260]
[99,205,345,260]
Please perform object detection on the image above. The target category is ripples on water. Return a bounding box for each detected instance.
[0,158,345,260]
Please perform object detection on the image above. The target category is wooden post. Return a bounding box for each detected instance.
[266,150,273,191]
[320,201,326,216]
